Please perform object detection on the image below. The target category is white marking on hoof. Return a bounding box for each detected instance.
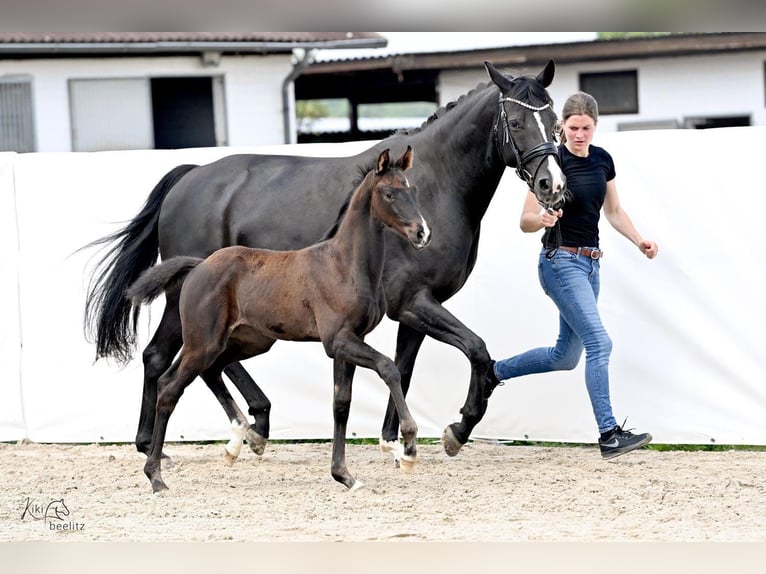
[349,480,365,492]
[379,438,404,463]
[224,419,247,464]
[223,450,238,467]
[400,455,417,474]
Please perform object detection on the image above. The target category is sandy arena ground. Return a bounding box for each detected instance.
[2,439,765,543]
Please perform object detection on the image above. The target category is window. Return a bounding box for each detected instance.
[0,76,36,152]
[683,115,750,129]
[579,70,638,115]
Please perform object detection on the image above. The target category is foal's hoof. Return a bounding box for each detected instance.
[223,449,238,467]
[246,429,267,456]
[441,425,464,457]
[150,478,169,494]
[400,455,417,474]
[160,453,174,470]
[348,480,365,492]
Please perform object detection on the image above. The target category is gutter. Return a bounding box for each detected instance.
[282,49,315,144]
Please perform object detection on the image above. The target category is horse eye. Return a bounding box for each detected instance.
[509,119,521,129]
[385,191,395,201]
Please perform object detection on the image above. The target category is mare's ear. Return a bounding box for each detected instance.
[537,59,555,88]
[376,148,391,174]
[398,145,413,171]
[485,61,512,92]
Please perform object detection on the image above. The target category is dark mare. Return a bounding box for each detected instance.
[127,147,430,492]
[85,60,566,464]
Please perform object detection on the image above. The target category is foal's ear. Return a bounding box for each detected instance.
[376,148,391,174]
[485,61,512,92]
[536,59,555,88]
[397,145,414,171]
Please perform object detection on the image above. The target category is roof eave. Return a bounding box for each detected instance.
[0,38,388,56]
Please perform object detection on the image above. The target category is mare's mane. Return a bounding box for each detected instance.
[395,82,491,137]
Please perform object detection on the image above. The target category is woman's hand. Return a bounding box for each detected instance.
[639,240,659,259]
[541,208,563,228]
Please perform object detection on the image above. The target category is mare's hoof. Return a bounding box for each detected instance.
[400,455,417,474]
[379,438,404,467]
[441,425,464,457]
[246,429,267,456]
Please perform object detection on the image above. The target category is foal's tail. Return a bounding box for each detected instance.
[126,256,203,306]
[82,164,198,364]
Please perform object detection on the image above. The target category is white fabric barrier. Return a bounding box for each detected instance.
[2,128,764,445]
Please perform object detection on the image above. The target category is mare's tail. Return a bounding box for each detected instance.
[82,164,197,364]
[126,256,204,306]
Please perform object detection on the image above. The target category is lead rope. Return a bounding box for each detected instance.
[543,145,564,259]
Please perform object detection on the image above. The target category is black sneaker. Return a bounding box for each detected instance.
[598,424,652,460]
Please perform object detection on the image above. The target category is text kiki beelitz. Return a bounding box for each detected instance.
[21,497,85,531]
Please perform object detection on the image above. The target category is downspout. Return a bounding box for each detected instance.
[282,48,315,144]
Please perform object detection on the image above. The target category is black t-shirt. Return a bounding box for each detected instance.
[543,144,616,249]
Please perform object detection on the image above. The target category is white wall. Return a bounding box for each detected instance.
[440,50,766,131]
[0,54,293,152]
[1,129,764,447]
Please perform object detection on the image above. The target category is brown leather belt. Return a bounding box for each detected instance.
[559,246,603,260]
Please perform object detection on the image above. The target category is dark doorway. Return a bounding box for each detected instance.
[151,77,216,149]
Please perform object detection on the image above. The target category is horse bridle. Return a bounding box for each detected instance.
[494,95,560,191]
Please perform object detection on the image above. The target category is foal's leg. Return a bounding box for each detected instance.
[394,292,492,457]
[380,324,425,467]
[137,296,183,459]
[200,368,250,466]
[331,332,418,474]
[145,352,205,493]
[330,358,360,490]
[223,362,271,455]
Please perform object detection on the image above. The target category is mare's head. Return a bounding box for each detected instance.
[486,60,567,209]
[370,146,431,250]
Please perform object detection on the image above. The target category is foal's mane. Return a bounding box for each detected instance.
[318,159,379,242]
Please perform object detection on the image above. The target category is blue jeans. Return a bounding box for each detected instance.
[493,248,617,434]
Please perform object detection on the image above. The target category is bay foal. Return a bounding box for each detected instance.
[127,147,430,492]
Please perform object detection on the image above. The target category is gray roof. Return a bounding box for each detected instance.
[0,32,387,55]
[305,32,766,74]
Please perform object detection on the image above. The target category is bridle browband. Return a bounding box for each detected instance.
[494,95,560,189]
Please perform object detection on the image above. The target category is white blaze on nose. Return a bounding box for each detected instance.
[533,111,566,194]
[419,217,431,244]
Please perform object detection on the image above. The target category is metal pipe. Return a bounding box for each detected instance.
[282,49,314,145]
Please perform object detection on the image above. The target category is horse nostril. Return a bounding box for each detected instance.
[415,225,431,247]
[538,178,551,192]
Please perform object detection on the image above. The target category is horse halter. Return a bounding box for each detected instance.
[494,95,560,189]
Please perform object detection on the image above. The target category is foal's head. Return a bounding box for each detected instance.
[370,146,431,250]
